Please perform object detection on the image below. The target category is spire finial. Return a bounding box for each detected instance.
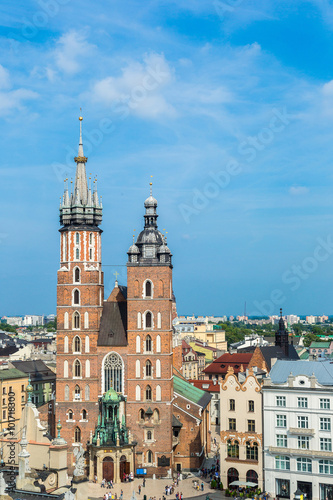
[150,175,153,196]
[75,111,87,163]
[280,308,283,318]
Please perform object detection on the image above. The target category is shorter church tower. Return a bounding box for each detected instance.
[275,308,290,357]
[56,117,103,468]
[126,184,174,475]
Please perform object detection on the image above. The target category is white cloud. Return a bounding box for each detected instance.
[0,88,38,115]
[0,65,10,90]
[92,52,175,118]
[289,186,309,196]
[54,31,94,75]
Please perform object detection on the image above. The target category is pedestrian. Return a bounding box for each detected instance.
[201,482,204,491]
[139,484,141,494]
[120,490,123,500]
[143,477,146,487]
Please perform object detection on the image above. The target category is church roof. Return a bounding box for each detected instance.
[173,375,211,409]
[98,300,127,346]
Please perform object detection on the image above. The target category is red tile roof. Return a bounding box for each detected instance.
[189,379,220,392]
[203,352,253,375]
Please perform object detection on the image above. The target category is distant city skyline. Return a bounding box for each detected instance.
[2,2,333,315]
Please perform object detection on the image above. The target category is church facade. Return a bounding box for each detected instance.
[55,118,211,482]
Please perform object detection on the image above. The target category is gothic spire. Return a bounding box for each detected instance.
[73,116,88,206]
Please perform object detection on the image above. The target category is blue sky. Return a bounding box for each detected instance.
[2,0,333,316]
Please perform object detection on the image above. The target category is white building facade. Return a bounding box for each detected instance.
[263,360,333,500]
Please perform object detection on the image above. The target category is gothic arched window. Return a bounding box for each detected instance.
[147,430,152,440]
[139,409,145,421]
[75,248,80,260]
[73,312,80,329]
[74,427,81,443]
[75,232,80,245]
[145,312,152,329]
[68,409,73,420]
[147,450,153,464]
[74,385,81,400]
[74,359,81,378]
[145,280,152,298]
[64,385,69,401]
[145,335,152,352]
[145,385,152,401]
[145,360,152,377]
[73,336,81,353]
[85,384,90,401]
[74,289,80,305]
[103,353,123,393]
[82,409,87,420]
[74,267,80,283]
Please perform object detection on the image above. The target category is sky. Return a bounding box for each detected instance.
[2,1,333,317]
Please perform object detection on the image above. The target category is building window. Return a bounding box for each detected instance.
[276,396,286,407]
[82,409,87,420]
[75,232,80,245]
[320,438,332,451]
[276,415,287,428]
[229,399,235,411]
[298,397,308,408]
[85,385,90,401]
[145,360,152,377]
[276,479,290,498]
[145,335,152,352]
[2,388,5,395]
[276,434,287,447]
[298,436,309,449]
[227,440,239,458]
[73,311,80,329]
[320,417,331,431]
[156,335,161,353]
[73,289,80,305]
[68,410,73,420]
[21,385,24,392]
[74,385,81,400]
[76,248,79,260]
[64,360,69,378]
[74,360,81,378]
[275,456,290,470]
[136,385,141,401]
[296,457,312,472]
[297,416,308,429]
[89,248,92,260]
[147,430,152,441]
[2,410,6,420]
[156,385,161,401]
[319,460,333,474]
[74,427,81,443]
[145,281,152,298]
[248,400,254,412]
[145,385,152,401]
[74,267,80,283]
[73,336,81,353]
[156,359,161,378]
[153,409,159,423]
[246,442,258,461]
[145,312,152,329]
[103,352,123,393]
[229,418,236,431]
[248,420,255,432]
[65,385,69,401]
[147,450,153,464]
[320,398,330,409]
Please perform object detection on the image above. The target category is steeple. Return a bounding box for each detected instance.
[59,116,102,228]
[275,308,289,357]
[128,182,172,266]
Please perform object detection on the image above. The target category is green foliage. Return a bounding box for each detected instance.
[292,323,303,336]
[220,483,223,490]
[211,479,217,489]
[303,333,321,347]
[0,323,17,333]
[225,488,231,496]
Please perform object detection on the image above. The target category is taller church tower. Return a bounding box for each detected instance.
[56,117,103,465]
[126,184,174,474]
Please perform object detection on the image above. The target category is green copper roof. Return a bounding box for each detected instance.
[309,341,331,348]
[0,368,28,380]
[103,387,121,402]
[173,375,211,409]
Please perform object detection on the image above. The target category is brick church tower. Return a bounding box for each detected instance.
[126,184,174,474]
[56,117,103,467]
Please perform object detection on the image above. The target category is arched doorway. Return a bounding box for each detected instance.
[246,470,258,485]
[228,467,239,487]
[120,455,130,481]
[103,457,114,482]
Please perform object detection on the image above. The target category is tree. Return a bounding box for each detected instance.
[303,333,320,347]
[292,323,303,336]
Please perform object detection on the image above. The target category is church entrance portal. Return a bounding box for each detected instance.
[103,457,114,482]
[120,455,130,481]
